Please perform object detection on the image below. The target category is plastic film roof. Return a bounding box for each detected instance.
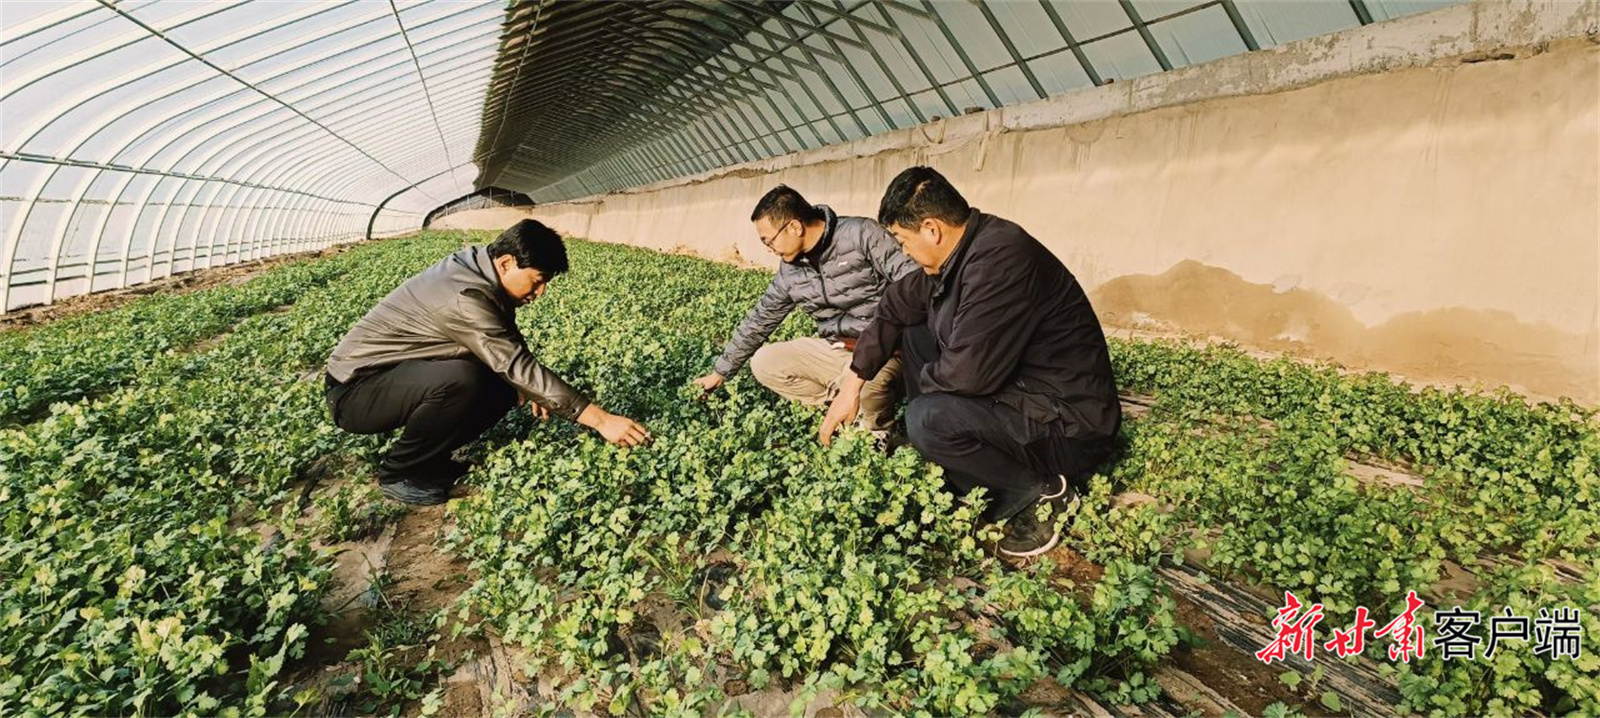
[0,0,1461,311]
[479,0,1462,201]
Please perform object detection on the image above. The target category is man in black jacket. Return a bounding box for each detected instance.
[820,167,1121,557]
[326,220,650,505]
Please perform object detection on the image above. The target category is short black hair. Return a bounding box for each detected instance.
[877,166,971,230]
[750,185,825,225]
[488,219,568,277]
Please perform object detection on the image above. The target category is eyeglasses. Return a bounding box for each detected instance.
[759,219,797,248]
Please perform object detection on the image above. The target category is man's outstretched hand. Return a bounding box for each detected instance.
[818,374,866,446]
[691,372,725,396]
[578,404,652,447]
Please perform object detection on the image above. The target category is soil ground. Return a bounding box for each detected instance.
[273,464,1332,718]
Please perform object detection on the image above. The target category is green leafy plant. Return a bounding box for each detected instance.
[0,234,463,716]
[311,483,407,543]
[3,231,1593,717]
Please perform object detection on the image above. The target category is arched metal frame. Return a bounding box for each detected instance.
[2,0,1450,311]
[476,0,1411,202]
[0,0,498,309]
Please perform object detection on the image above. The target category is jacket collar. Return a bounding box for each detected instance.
[466,246,519,312]
[934,209,983,297]
[788,204,839,268]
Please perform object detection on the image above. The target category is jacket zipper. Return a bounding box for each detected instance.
[813,264,832,335]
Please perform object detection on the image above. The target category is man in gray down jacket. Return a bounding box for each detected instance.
[692,185,918,433]
[325,219,650,505]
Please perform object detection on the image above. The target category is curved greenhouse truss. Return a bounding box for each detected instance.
[1,0,1443,312]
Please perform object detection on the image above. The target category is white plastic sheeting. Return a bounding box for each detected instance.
[485,0,1464,202]
[0,0,501,310]
[0,0,1465,311]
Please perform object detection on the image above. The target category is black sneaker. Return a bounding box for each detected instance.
[379,478,447,506]
[1040,474,1070,500]
[996,503,1060,558]
[695,562,738,611]
[871,430,910,456]
[429,459,471,487]
[1044,476,1080,518]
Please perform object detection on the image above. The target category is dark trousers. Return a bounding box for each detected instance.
[901,326,1112,522]
[325,358,517,484]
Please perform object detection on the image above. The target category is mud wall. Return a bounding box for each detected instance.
[437,0,1600,405]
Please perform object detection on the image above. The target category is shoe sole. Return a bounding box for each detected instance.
[998,530,1060,559]
[1039,474,1069,500]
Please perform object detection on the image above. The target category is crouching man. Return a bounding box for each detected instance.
[692,185,917,435]
[820,167,1121,558]
[325,219,650,505]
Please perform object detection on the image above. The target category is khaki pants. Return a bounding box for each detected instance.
[747,337,902,431]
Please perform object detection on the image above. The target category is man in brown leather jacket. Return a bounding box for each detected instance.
[325,219,649,504]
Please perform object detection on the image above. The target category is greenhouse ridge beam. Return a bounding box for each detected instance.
[388,0,458,183]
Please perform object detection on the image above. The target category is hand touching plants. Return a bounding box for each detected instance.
[579,403,652,447]
[818,372,864,445]
[691,371,725,394]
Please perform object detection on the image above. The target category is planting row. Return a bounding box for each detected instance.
[0,234,464,716]
[0,250,360,425]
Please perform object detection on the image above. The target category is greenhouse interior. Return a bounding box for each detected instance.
[1,0,1597,716]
